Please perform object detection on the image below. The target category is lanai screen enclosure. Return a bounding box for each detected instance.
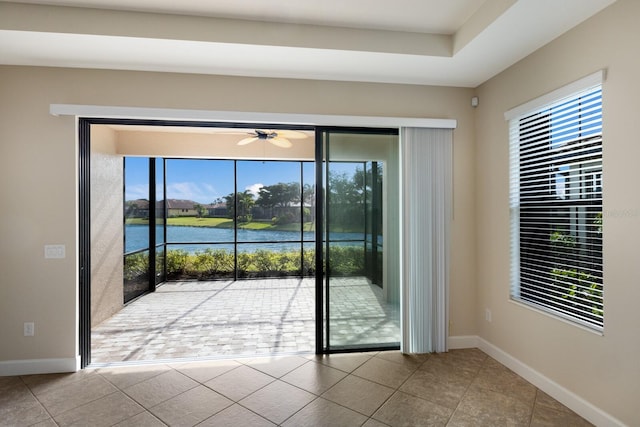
[88,123,400,363]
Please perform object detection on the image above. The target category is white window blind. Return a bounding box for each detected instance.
[509,77,603,330]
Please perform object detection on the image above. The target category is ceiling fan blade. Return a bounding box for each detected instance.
[217,131,255,136]
[276,130,308,139]
[237,137,259,146]
[270,137,293,148]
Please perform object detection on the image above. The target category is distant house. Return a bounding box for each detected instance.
[165,199,198,217]
[125,199,149,218]
[205,202,228,218]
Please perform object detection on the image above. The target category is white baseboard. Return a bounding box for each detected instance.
[0,356,80,376]
[476,337,625,427]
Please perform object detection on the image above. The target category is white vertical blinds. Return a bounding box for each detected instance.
[509,77,604,330]
[400,127,452,353]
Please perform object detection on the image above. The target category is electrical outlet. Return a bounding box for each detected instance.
[44,244,66,259]
[485,309,492,322]
[24,322,35,336]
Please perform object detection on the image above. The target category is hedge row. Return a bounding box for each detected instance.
[124,245,366,281]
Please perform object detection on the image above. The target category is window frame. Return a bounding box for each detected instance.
[507,71,604,331]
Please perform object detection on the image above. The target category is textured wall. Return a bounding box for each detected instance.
[90,126,124,327]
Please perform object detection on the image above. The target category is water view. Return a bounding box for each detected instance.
[125,224,365,254]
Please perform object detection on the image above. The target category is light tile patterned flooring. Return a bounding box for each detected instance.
[0,349,592,426]
[92,278,400,363]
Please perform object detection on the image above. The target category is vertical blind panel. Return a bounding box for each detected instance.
[401,127,452,353]
[510,84,603,329]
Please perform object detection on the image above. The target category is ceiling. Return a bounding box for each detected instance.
[0,0,616,87]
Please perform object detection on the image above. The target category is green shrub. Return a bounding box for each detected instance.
[161,245,366,280]
[192,249,234,278]
[124,252,149,281]
[252,249,277,273]
[236,252,253,277]
[277,251,300,274]
[273,212,297,225]
[329,245,365,276]
[166,249,189,276]
[303,250,315,275]
[551,268,603,317]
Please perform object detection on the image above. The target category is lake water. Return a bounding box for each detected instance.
[125,225,365,253]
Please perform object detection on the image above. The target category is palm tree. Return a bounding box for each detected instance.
[193,203,206,218]
[237,190,255,222]
[225,191,255,222]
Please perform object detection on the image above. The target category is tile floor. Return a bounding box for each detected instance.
[92,278,400,363]
[0,349,593,426]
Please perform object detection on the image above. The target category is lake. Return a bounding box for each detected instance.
[125,225,366,253]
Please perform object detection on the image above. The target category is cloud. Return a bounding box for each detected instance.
[126,181,229,204]
[245,183,264,198]
[165,182,220,204]
[125,184,150,201]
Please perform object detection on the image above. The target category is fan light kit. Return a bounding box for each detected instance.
[237,129,307,148]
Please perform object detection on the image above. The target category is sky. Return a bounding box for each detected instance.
[125,157,315,204]
[125,158,363,203]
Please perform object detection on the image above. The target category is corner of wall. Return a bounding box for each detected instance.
[477,337,625,427]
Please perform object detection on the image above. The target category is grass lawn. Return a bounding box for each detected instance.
[170,217,232,227]
[126,216,316,232]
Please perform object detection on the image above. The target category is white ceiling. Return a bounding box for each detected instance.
[0,0,617,87]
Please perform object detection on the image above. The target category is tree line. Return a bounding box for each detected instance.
[216,165,380,231]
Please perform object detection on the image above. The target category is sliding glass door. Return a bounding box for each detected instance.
[318,129,400,351]
[123,157,153,302]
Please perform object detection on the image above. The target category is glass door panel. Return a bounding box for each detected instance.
[319,129,400,351]
[155,157,166,285]
[123,157,151,303]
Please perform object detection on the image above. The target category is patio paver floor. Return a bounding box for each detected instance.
[91,277,400,364]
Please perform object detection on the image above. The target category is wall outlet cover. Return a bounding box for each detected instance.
[44,244,66,259]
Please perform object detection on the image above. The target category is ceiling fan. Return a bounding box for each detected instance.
[237,129,308,148]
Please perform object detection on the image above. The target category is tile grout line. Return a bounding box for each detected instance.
[441,353,489,426]
[6,349,590,426]
[21,376,59,426]
[353,353,432,426]
[375,354,431,422]
[528,388,541,427]
[23,373,125,424]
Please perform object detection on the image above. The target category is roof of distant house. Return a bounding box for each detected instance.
[126,199,149,209]
[165,199,197,209]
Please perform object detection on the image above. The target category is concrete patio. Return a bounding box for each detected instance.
[91,277,400,364]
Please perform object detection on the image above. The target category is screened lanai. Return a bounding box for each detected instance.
[89,123,402,365]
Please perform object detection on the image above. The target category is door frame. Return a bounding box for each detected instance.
[78,118,426,367]
[315,127,401,354]
[80,117,316,367]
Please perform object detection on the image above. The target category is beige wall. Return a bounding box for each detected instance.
[90,125,123,326]
[475,0,640,424]
[0,66,477,362]
[1,0,635,421]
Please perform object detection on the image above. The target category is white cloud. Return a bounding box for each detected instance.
[126,181,229,203]
[125,184,150,201]
[165,182,220,204]
[245,183,264,198]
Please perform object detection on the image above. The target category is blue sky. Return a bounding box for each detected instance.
[125,158,316,203]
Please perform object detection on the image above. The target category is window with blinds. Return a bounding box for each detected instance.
[508,76,603,330]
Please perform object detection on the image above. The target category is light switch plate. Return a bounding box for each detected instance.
[24,322,34,336]
[44,244,66,259]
